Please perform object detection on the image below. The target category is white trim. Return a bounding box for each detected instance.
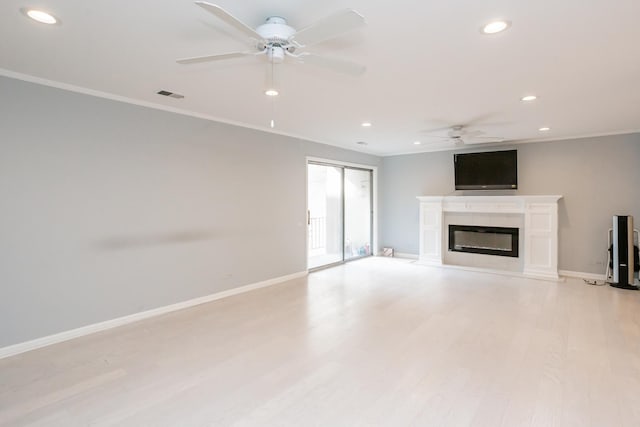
[305,162,310,270]
[559,270,607,281]
[305,157,379,269]
[306,157,378,171]
[3,69,638,159]
[381,130,640,156]
[393,252,419,260]
[0,271,307,360]
[510,129,640,146]
[372,166,379,258]
[416,263,565,282]
[0,68,373,156]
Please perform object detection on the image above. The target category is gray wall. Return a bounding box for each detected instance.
[0,76,381,348]
[381,133,640,274]
[3,73,638,349]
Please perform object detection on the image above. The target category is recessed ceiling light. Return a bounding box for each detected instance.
[265,89,278,96]
[413,141,421,145]
[539,127,551,132]
[361,122,372,127]
[356,141,368,145]
[25,9,58,24]
[481,20,510,34]
[521,95,537,102]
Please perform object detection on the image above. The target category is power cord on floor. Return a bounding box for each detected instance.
[582,251,611,286]
[583,279,608,286]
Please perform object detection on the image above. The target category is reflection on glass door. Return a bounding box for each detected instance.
[344,168,372,260]
[307,163,343,269]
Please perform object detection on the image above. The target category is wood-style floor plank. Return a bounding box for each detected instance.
[1,258,639,426]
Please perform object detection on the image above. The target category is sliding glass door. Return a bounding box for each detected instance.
[307,163,343,269]
[344,168,372,260]
[307,161,373,269]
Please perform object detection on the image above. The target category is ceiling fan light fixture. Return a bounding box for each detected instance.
[265,88,279,96]
[24,9,58,24]
[481,20,510,34]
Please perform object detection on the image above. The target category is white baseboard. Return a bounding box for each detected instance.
[559,270,607,281]
[393,252,419,260]
[0,271,308,360]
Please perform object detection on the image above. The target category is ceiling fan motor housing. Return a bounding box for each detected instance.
[257,16,296,62]
[450,125,465,137]
[256,16,296,46]
[267,46,286,63]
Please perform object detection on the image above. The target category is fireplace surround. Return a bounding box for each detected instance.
[417,195,563,280]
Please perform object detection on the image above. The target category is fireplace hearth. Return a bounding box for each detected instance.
[448,225,519,258]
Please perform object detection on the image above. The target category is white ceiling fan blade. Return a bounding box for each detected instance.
[469,136,505,140]
[463,113,497,126]
[195,2,264,42]
[421,126,455,134]
[463,137,505,145]
[421,138,454,144]
[465,130,485,137]
[292,9,365,47]
[176,51,253,64]
[297,53,365,76]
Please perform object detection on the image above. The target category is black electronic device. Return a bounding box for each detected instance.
[454,150,517,190]
[610,215,639,290]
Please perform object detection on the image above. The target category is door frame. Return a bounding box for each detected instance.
[306,156,378,271]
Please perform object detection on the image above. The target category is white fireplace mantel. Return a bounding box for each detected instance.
[417,195,563,280]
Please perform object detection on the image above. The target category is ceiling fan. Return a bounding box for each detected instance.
[176,2,367,75]
[422,125,505,146]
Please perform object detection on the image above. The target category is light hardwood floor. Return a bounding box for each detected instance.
[1,257,640,426]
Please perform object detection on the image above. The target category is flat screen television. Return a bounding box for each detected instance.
[454,149,517,190]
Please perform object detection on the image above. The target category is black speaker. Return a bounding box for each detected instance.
[611,215,638,290]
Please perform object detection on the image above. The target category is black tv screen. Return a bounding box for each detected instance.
[454,150,518,190]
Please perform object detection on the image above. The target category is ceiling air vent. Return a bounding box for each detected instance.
[156,90,184,99]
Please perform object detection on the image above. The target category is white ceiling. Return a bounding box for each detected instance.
[2,0,639,155]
